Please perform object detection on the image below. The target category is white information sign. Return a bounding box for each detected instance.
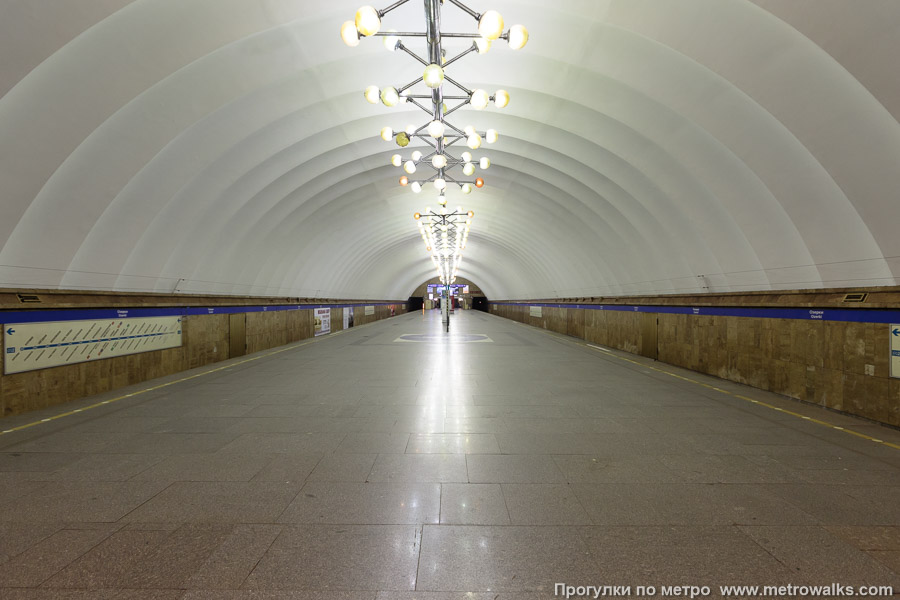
[314,308,331,336]
[364,305,375,316]
[530,306,543,318]
[3,316,182,375]
[891,324,900,379]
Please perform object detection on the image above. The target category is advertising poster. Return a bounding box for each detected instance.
[314,308,331,336]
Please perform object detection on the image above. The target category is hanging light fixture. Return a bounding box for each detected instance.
[342,0,529,197]
[413,207,473,285]
[342,0,529,295]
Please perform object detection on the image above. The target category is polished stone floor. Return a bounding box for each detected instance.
[1,309,899,599]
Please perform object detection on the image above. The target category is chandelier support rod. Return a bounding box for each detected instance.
[372,32,484,38]
[446,0,481,20]
[398,42,429,66]
[379,0,412,17]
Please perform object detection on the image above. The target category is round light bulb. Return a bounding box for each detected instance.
[463,162,476,176]
[470,89,490,110]
[434,178,447,190]
[432,155,448,169]
[467,134,482,149]
[486,129,499,144]
[461,151,473,163]
[427,120,445,138]
[438,194,448,206]
[404,160,416,174]
[411,150,423,162]
[383,29,400,51]
[391,154,402,167]
[475,178,484,188]
[494,90,510,108]
[508,24,529,50]
[480,157,491,169]
[341,21,360,47]
[475,37,492,54]
[380,127,393,141]
[395,132,410,147]
[423,64,444,89]
[478,10,504,40]
[405,124,416,135]
[381,86,399,107]
[355,6,381,36]
[464,125,476,136]
[461,183,473,194]
[399,175,409,186]
[364,85,380,104]
[411,181,422,193]
[413,212,421,220]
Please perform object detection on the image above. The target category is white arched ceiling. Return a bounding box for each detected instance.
[1,0,899,300]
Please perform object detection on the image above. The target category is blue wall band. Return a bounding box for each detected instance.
[0,302,401,325]
[491,302,900,325]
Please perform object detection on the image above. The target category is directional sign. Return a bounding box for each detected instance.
[3,316,182,375]
[893,324,900,379]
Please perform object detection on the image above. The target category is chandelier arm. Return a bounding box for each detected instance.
[432,33,483,38]
[445,0,481,20]
[442,74,472,95]
[441,101,469,118]
[372,31,426,37]
[398,77,424,94]
[443,121,466,137]
[397,42,429,66]
[406,97,435,116]
[379,0,412,17]
[442,45,477,69]
[410,135,438,150]
[402,95,469,100]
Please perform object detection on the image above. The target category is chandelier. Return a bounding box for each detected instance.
[414,206,474,284]
[340,0,529,199]
[342,0,527,294]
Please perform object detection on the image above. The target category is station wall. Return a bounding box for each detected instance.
[490,289,900,428]
[0,291,407,418]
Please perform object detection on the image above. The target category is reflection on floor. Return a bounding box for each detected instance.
[1,309,899,598]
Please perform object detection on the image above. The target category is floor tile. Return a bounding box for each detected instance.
[334,433,411,454]
[242,525,419,591]
[278,482,440,525]
[405,434,500,454]
[367,454,467,483]
[0,481,169,523]
[502,484,592,525]
[416,525,597,593]
[740,526,900,587]
[466,455,566,483]
[439,484,510,525]
[123,481,301,523]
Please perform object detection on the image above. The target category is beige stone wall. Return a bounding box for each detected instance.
[491,302,900,428]
[1,300,407,418]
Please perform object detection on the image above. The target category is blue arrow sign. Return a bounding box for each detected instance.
[5,328,14,335]
[893,328,900,336]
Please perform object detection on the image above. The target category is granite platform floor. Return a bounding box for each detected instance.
[1,309,899,599]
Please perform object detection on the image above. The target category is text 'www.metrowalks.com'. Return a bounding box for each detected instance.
[555,583,895,598]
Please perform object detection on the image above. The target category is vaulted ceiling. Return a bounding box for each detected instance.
[1,0,899,300]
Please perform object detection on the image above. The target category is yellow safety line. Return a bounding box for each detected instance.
[581,342,900,452]
[0,319,365,437]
